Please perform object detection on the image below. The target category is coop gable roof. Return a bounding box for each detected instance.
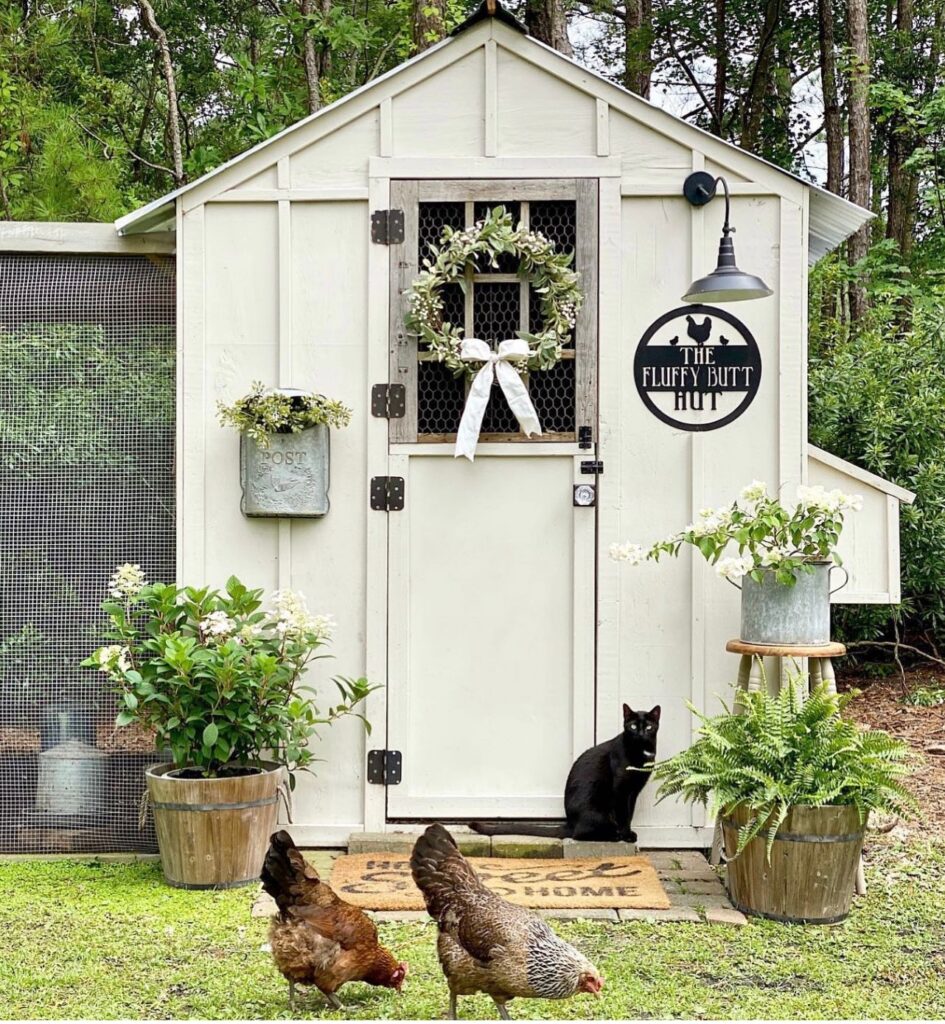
[115,14,871,264]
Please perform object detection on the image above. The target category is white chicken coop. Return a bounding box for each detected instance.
[0,1,915,850]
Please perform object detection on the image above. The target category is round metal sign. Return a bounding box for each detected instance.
[633,304,762,432]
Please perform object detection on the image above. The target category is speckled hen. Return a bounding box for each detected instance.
[410,823,604,1019]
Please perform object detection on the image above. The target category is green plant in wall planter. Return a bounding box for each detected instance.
[654,679,916,923]
[611,481,863,645]
[85,564,375,888]
[218,382,353,518]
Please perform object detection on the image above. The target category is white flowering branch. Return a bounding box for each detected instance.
[610,482,863,586]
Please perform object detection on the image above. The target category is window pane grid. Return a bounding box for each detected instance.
[416,198,578,438]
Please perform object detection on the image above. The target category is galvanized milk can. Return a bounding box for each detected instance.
[736,561,849,646]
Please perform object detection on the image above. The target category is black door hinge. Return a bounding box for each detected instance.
[371,209,405,245]
[370,476,405,511]
[578,425,593,449]
[371,383,406,419]
[367,749,402,785]
[581,460,604,475]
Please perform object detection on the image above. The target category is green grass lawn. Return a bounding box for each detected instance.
[1,839,944,1020]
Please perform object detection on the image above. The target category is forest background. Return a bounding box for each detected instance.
[2,0,943,664]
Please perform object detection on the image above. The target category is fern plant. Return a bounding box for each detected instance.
[654,677,916,858]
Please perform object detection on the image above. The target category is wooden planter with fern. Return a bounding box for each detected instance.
[721,803,864,923]
[654,679,916,925]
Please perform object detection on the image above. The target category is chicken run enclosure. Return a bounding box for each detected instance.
[0,4,918,854]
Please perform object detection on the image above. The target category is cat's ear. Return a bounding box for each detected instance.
[649,705,662,722]
[622,703,633,720]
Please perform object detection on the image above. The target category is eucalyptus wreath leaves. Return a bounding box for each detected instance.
[404,206,583,377]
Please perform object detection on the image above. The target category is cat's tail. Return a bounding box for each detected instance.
[468,821,569,838]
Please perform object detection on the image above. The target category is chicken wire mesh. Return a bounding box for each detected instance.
[0,252,175,853]
[415,198,578,438]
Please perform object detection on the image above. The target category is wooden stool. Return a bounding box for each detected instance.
[725,639,846,696]
[710,639,866,897]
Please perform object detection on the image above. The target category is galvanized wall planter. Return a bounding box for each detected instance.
[738,561,848,646]
[240,425,330,517]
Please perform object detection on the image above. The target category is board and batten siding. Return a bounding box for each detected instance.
[598,189,805,843]
[174,20,811,845]
[179,196,374,845]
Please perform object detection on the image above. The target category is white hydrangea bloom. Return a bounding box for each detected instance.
[739,480,768,503]
[271,590,334,640]
[609,542,645,565]
[796,484,861,514]
[108,563,146,600]
[117,647,132,673]
[96,645,123,673]
[759,546,790,567]
[690,507,728,536]
[200,610,236,639]
[716,555,755,581]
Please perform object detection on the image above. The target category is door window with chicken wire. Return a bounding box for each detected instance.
[389,180,598,444]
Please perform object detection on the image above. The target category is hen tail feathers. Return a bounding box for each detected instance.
[261,829,318,911]
[410,823,480,921]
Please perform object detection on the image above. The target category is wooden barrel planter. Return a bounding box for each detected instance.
[146,762,284,889]
[722,803,865,924]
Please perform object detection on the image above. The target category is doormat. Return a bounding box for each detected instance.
[329,854,671,911]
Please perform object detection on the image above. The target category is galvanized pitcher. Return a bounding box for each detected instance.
[736,561,849,646]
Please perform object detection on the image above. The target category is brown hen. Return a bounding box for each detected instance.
[410,823,603,1019]
[261,830,407,1009]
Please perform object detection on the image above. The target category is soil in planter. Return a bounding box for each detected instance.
[167,765,267,780]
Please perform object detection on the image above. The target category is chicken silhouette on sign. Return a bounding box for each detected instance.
[685,314,712,345]
[633,305,762,432]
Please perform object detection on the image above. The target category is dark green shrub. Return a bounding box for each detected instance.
[808,273,945,642]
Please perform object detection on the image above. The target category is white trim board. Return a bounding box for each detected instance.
[369,156,621,179]
[0,221,175,254]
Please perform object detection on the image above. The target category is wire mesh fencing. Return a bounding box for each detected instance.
[0,252,175,852]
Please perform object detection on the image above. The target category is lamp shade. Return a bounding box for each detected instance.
[682,232,773,303]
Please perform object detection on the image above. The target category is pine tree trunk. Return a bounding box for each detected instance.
[740,0,782,152]
[412,0,447,54]
[847,0,871,319]
[299,0,321,114]
[886,0,916,257]
[818,0,843,195]
[138,0,185,187]
[623,0,652,97]
[714,0,727,132]
[524,0,573,56]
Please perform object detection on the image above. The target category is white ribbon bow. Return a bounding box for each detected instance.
[454,338,543,461]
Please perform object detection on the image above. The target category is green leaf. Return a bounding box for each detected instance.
[203,722,219,748]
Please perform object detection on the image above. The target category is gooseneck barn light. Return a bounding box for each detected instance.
[681,171,774,303]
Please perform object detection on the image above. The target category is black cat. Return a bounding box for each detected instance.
[471,705,660,843]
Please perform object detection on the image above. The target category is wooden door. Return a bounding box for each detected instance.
[385,180,599,819]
